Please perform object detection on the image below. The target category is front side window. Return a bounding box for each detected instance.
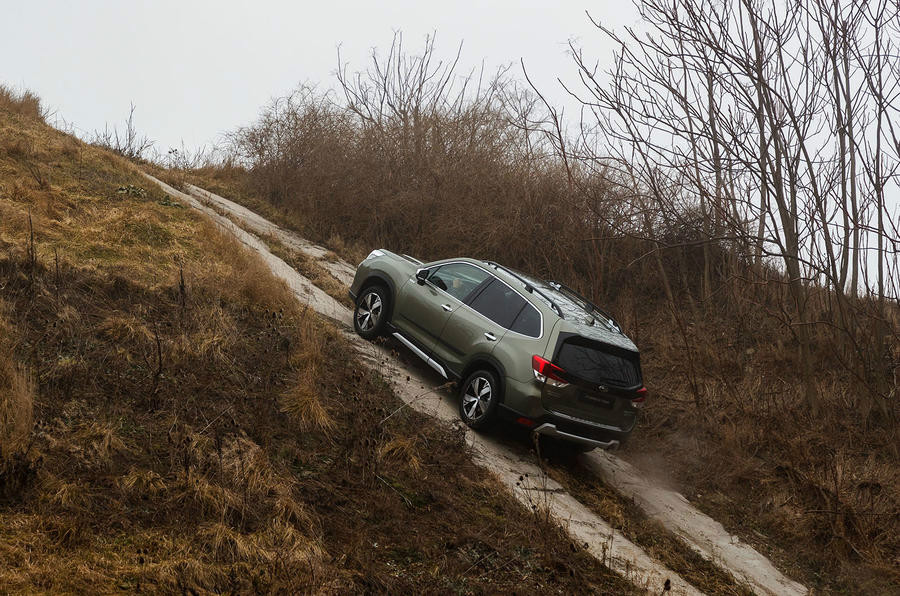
[468,279,527,328]
[428,263,490,302]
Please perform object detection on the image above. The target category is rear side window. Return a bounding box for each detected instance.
[468,279,526,328]
[510,304,541,337]
[556,338,641,387]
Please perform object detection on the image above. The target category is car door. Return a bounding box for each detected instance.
[435,277,528,375]
[392,262,491,354]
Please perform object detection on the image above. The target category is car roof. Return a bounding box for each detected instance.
[481,261,639,353]
[425,257,638,352]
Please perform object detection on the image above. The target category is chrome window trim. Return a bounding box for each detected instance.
[418,261,544,340]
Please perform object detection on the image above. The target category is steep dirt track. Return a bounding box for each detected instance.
[584,454,806,596]
[184,183,356,287]
[145,173,809,596]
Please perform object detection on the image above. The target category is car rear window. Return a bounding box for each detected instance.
[556,338,640,387]
[510,304,541,337]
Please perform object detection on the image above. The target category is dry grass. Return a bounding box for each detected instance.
[0,99,631,593]
[0,84,45,122]
[0,317,32,456]
[280,314,337,433]
[0,308,35,499]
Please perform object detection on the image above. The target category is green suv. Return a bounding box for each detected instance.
[349,250,646,451]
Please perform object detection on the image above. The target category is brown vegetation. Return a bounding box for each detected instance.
[0,97,631,592]
[0,307,36,500]
[177,28,900,593]
[0,84,45,122]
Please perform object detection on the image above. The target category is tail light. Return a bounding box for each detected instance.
[632,386,647,407]
[532,355,569,388]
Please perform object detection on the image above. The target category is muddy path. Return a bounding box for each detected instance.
[144,173,808,596]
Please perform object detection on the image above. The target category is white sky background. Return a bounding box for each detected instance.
[0,0,639,152]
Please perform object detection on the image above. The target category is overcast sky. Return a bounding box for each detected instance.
[1,0,638,153]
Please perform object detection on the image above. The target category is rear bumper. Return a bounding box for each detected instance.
[499,376,634,450]
[533,422,620,450]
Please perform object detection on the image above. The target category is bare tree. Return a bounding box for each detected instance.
[568,0,900,414]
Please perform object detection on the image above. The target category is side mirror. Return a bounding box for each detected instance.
[415,268,428,285]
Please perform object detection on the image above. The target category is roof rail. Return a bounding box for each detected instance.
[485,261,565,319]
[547,280,621,331]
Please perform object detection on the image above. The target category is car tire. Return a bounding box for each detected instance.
[354,285,389,339]
[458,369,500,430]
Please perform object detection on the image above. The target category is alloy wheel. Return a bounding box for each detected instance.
[462,375,492,421]
[356,291,382,331]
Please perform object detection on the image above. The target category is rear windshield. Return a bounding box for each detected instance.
[556,338,641,387]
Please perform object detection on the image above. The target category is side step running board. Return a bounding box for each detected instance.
[391,332,448,379]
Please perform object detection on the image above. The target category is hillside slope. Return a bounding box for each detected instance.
[161,55,900,592]
[162,175,826,596]
[0,97,631,593]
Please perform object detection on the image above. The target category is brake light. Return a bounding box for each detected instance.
[532,355,569,388]
[632,386,647,406]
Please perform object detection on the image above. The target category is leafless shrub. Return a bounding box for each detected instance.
[227,34,598,282]
[25,161,49,191]
[91,103,154,161]
[164,142,229,171]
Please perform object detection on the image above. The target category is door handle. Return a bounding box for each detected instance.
[441,304,452,312]
[484,332,497,341]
